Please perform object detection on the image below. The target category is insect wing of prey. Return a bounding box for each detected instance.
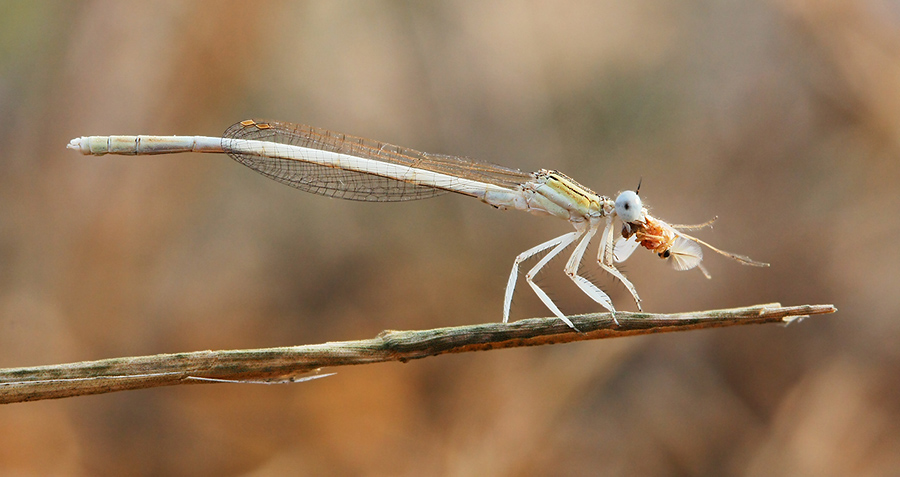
[68,119,768,329]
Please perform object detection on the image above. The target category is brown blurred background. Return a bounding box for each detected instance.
[1,0,898,475]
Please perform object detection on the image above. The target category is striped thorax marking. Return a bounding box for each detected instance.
[528,169,609,221]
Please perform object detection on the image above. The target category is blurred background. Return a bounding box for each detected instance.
[1,0,898,475]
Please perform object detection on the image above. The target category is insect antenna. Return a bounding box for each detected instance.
[675,232,770,267]
[671,216,718,231]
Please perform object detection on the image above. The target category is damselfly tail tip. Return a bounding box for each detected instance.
[67,137,94,155]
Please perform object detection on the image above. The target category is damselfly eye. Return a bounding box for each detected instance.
[615,190,643,222]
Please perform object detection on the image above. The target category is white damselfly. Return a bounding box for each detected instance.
[68,119,768,329]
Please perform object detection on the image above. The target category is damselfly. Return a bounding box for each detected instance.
[68,119,768,329]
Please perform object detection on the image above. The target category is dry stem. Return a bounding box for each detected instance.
[0,303,835,404]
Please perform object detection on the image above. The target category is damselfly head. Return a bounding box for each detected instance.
[614,190,643,223]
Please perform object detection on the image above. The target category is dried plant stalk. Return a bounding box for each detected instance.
[0,303,835,404]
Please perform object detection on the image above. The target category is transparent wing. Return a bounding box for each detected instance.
[613,235,640,263]
[667,237,703,271]
[222,119,533,202]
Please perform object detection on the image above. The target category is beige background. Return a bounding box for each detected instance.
[1,1,898,475]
